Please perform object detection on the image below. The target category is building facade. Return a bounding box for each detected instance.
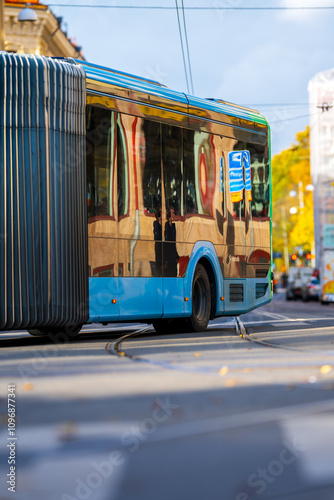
[2,0,83,59]
[308,69,334,301]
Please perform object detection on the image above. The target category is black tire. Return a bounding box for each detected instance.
[152,320,167,334]
[27,325,82,340]
[321,300,330,306]
[184,264,211,332]
[27,329,48,337]
[152,319,184,335]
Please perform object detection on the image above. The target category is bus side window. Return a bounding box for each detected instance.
[162,124,182,216]
[248,147,270,219]
[229,149,246,219]
[117,115,129,218]
[183,129,197,216]
[86,105,114,219]
[142,120,161,214]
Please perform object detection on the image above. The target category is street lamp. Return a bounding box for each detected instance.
[289,181,314,215]
[18,3,37,22]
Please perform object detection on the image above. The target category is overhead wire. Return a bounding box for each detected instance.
[180,0,194,95]
[48,4,334,10]
[46,2,329,126]
[175,0,190,94]
[246,103,310,109]
[271,110,327,157]
[270,112,320,124]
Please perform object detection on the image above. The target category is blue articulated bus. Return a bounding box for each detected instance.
[0,53,272,337]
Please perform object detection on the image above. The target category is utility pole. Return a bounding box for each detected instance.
[281,205,289,272]
[298,181,304,213]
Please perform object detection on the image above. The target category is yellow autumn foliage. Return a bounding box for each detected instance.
[272,127,314,269]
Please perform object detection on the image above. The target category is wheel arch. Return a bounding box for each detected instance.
[197,257,217,320]
[184,242,223,318]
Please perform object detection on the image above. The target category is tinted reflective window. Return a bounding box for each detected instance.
[220,155,225,217]
[249,146,270,218]
[183,129,197,215]
[230,147,245,219]
[184,129,215,217]
[194,131,216,217]
[86,106,114,219]
[142,121,161,215]
[117,115,129,217]
[230,145,270,219]
[162,125,182,216]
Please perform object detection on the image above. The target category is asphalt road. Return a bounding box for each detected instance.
[1,290,334,500]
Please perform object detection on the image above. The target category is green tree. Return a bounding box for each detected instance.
[272,126,314,271]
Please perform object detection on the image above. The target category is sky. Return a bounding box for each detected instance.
[47,0,334,156]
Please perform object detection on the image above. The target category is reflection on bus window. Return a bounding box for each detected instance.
[183,129,198,216]
[183,129,216,217]
[117,115,129,218]
[229,150,246,219]
[164,207,179,277]
[249,146,270,218]
[162,125,182,216]
[220,155,225,217]
[142,121,161,215]
[86,105,114,220]
[194,131,215,217]
[230,145,269,219]
[93,264,115,277]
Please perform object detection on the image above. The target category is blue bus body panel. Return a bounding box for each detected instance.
[89,277,120,322]
[223,278,271,316]
[118,278,163,320]
[0,54,88,331]
[89,277,163,322]
[162,278,185,318]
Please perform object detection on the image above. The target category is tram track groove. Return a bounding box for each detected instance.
[106,316,334,363]
[108,317,244,361]
[235,317,334,357]
[104,318,334,385]
[105,325,154,358]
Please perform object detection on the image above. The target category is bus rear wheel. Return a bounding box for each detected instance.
[184,264,211,333]
[152,264,212,334]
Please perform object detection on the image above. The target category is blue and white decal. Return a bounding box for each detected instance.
[228,150,252,202]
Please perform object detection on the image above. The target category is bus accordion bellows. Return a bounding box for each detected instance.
[0,53,272,337]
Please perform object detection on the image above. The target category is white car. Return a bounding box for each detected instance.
[302,277,321,301]
[286,267,314,300]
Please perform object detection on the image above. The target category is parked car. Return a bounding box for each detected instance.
[302,277,321,301]
[286,267,314,300]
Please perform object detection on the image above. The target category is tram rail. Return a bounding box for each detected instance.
[235,316,334,356]
[103,317,334,384]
